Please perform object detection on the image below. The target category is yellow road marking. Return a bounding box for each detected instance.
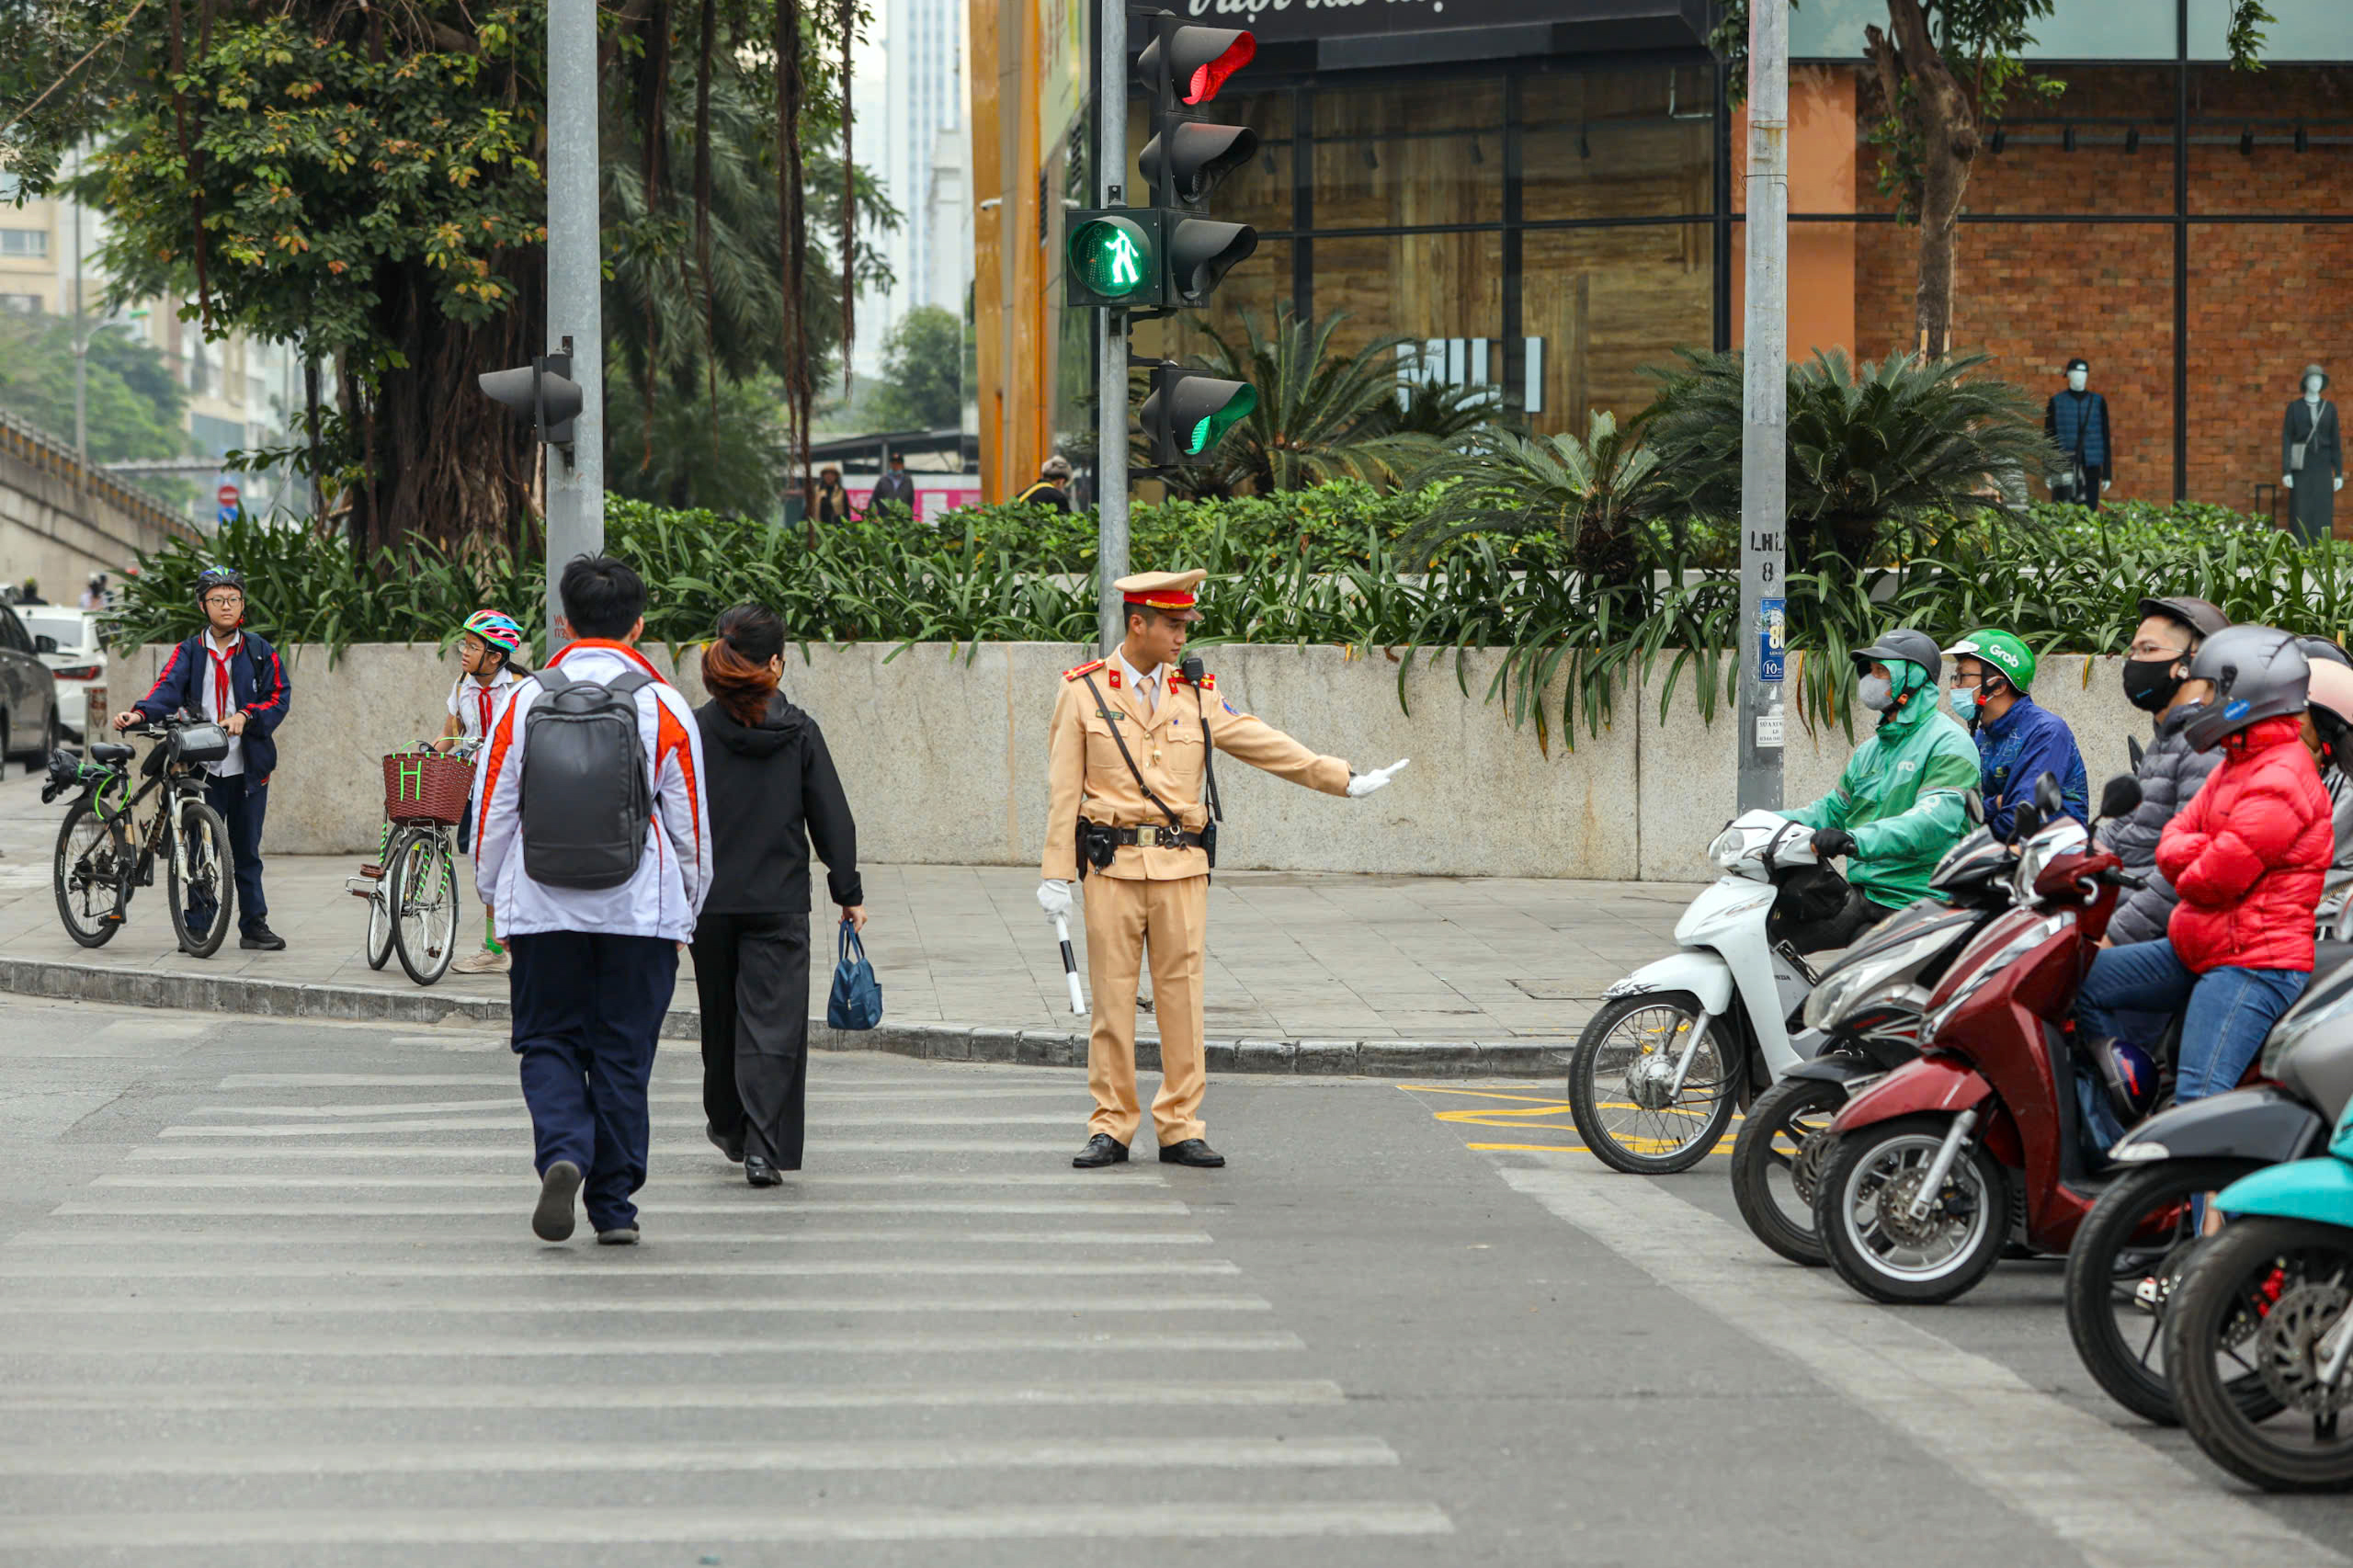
[1399,1083,1741,1164]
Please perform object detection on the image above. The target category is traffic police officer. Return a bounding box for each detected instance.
[1038,569,1407,1168]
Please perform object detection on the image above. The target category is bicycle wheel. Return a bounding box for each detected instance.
[364,878,395,970]
[391,829,458,985]
[51,799,125,948]
[166,798,234,959]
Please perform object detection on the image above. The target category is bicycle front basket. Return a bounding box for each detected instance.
[382,752,475,825]
[170,722,232,764]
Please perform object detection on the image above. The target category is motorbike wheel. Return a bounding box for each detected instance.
[1566,991,1739,1175]
[2165,1217,2353,1493]
[1816,1113,2009,1305]
[1731,1075,1847,1267]
[2063,1157,2278,1426]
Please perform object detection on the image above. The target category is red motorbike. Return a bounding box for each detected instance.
[1813,774,2146,1304]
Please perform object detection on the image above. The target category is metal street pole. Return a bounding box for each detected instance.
[70,146,86,472]
[1737,0,1789,812]
[1094,0,1129,656]
[543,0,604,642]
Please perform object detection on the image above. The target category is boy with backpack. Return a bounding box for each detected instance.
[473,558,711,1246]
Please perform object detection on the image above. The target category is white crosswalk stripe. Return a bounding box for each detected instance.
[1,1056,1449,1557]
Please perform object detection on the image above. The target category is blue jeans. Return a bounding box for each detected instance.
[2077,938,2307,1104]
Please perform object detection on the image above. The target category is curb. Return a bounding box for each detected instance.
[0,956,1574,1080]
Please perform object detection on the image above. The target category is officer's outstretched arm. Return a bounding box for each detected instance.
[1208,702,1351,795]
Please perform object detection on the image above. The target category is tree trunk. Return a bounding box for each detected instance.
[1868,0,1981,360]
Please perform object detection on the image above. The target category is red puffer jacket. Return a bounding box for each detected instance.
[2157,715,2334,973]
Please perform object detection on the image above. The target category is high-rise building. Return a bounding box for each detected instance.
[885,0,964,317]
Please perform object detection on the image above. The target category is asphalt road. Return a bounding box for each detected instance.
[0,996,2346,1567]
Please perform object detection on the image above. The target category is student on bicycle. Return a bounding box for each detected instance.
[111,564,291,952]
[436,610,529,974]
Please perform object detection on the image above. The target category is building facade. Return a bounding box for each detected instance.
[971,0,2353,513]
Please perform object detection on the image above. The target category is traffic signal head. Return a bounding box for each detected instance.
[1065,210,1164,308]
[1136,26,1255,107]
[1163,219,1256,308]
[1141,363,1256,467]
[478,353,585,448]
[1138,122,1260,208]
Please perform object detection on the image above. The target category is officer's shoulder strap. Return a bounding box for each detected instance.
[1063,658,1107,682]
[1174,671,1214,692]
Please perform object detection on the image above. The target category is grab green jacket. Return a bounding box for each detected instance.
[1786,695,1982,908]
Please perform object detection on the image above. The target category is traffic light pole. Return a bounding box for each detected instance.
[1737,0,1789,812]
[1094,0,1131,656]
[544,0,604,643]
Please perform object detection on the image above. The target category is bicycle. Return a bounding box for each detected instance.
[349,741,477,985]
[43,716,237,957]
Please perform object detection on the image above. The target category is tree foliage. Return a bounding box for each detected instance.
[868,305,964,432]
[1178,306,1441,497]
[1404,413,1669,585]
[0,313,190,465]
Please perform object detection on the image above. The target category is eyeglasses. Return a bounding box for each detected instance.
[203,592,244,607]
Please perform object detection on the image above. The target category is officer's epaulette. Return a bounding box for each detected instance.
[1173,672,1215,692]
[1063,658,1107,682]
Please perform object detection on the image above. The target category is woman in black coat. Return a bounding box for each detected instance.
[693,603,864,1186]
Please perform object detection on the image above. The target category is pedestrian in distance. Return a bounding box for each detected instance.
[473,556,711,1246]
[1040,569,1406,1169]
[17,577,44,605]
[868,452,917,517]
[1017,455,1074,514]
[435,609,529,975]
[2101,596,2229,949]
[691,603,866,1187]
[1944,627,2089,838]
[813,466,853,526]
[79,574,108,612]
[113,564,291,952]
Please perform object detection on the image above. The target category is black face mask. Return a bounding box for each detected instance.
[2122,654,2186,713]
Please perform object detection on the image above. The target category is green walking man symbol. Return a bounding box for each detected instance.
[1106,228,1142,290]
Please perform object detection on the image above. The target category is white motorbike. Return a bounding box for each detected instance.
[1566,811,1846,1174]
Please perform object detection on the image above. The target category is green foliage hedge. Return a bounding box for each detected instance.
[108,488,2328,748]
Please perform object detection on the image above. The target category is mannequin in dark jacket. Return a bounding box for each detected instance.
[692,603,864,1186]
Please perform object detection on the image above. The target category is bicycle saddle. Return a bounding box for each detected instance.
[87,743,132,765]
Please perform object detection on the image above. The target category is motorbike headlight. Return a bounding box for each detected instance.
[1708,827,1745,870]
[2109,1142,2169,1164]
[1802,926,1961,1031]
[2014,819,2089,900]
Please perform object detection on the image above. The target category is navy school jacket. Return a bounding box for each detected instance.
[132,630,292,781]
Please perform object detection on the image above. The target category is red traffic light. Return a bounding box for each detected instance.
[1138,26,1255,108]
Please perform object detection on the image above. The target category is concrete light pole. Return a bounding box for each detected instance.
[542,0,604,642]
[1094,0,1130,656]
[1737,0,1789,812]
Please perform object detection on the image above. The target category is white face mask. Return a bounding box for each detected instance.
[1858,674,1896,712]
[2067,369,2088,392]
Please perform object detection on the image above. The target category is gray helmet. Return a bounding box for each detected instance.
[2183,625,2310,754]
[1849,628,1942,686]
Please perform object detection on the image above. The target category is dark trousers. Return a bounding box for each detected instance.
[509,930,679,1231]
[1786,892,1902,956]
[195,775,267,934]
[2082,462,2108,509]
[692,911,813,1169]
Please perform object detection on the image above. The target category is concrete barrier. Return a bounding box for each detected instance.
[107,641,2152,879]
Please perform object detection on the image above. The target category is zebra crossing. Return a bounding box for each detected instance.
[0,1053,1450,1562]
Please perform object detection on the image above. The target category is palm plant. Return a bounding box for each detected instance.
[1180,306,1441,495]
[1402,412,1671,585]
[1643,347,2053,565]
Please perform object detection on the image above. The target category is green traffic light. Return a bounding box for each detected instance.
[1069,217,1154,300]
[1187,383,1256,455]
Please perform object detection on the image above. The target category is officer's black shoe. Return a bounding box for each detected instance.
[239,924,286,951]
[745,1154,782,1187]
[707,1123,745,1163]
[1072,1133,1129,1168]
[1159,1139,1225,1168]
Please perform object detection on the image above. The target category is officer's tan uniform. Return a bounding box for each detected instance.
[1042,572,1352,1147]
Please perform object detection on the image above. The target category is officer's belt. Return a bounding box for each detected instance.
[1086,820,1207,850]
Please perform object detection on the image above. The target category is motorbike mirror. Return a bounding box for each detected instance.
[2097,773,2143,824]
[2011,801,2043,842]
[1962,789,1985,827]
[2032,771,2064,816]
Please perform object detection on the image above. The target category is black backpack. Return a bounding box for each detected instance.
[518,665,654,890]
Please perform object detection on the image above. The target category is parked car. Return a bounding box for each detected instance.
[18,607,104,740]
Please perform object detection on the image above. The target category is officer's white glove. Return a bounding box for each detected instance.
[1347,758,1409,799]
[1037,879,1074,923]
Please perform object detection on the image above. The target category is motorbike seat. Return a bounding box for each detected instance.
[87,743,132,765]
[2313,941,2353,984]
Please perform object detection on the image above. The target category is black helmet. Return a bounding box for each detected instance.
[1848,628,1943,685]
[2183,625,2309,754]
[194,565,244,604]
[2136,596,2229,642]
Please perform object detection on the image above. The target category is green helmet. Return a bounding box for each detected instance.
[1943,629,2037,693]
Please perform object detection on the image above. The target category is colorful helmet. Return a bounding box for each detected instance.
[194,565,244,603]
[1943,628,2038,693]
[462,609,524,653]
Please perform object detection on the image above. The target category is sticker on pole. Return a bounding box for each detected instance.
[1756,709,1785,749]
[1759,593,1788,677]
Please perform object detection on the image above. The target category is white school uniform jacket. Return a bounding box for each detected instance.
[472,640,712,942]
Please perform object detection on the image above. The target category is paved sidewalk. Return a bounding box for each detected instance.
[0,770,1702,1059]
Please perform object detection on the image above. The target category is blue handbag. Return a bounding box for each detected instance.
[826,921,883,1030]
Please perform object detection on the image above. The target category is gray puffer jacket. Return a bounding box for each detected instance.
[2100,706,2222,948]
